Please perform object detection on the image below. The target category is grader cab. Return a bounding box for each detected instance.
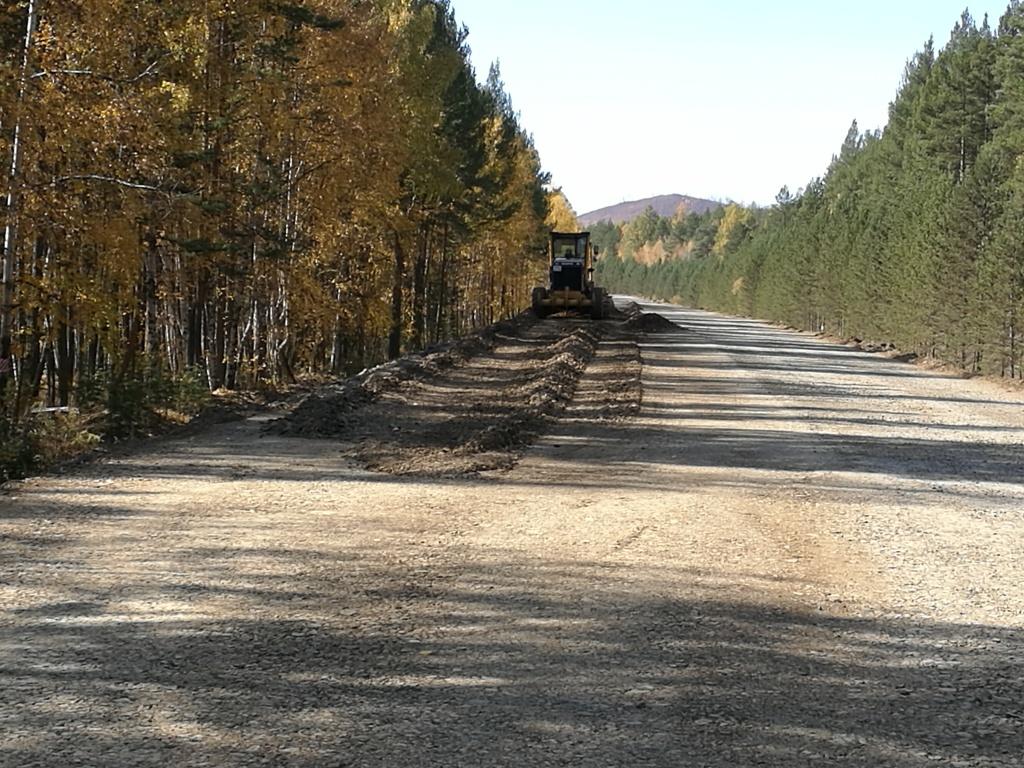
[531,231,606,319]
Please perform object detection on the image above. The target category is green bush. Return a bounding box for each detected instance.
[76,371,107,410]
[0,422,36,484]
[1,364,211,480]
[0,412,101,484]
[106,377,153,438]
[81,365,211,439]
[165,366,210,415]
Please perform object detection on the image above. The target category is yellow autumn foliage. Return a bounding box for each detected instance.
[546,189,580,231]
[0,0,559,417]
[713,204,752,257]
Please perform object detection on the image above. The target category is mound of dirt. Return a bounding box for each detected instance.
[460,327,601,455]
[266,314,528,438]
[264,309,645,477]
[182,389,294,433]
[354,322,604,476]
[625,311,679,334]
[263,383,371,438]
[562,327,643,422]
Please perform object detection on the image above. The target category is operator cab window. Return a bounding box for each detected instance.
[553,236,585,259]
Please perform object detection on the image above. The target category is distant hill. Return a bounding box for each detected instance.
[579,194,721,226]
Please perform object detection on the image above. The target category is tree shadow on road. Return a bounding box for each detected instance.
[4,302,1023,766]
[2,541,1021,767]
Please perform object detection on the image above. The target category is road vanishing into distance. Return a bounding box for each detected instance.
[3,298,1023,767]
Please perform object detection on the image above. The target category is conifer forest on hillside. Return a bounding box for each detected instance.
[0,0,568,462]
[598,6,1024,381]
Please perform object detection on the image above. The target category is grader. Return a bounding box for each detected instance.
[531,231,606,319]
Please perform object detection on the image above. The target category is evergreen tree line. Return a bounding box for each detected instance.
[0,0,554,430]
[598,5,1024,379]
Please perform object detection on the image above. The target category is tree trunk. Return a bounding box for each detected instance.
[188,274,205,370]
[55,315,75,407]
[434,221,450,343]
[207,290,227,390]
[0,0,39,345]
[412,224,430,350]
[388,230,405,360]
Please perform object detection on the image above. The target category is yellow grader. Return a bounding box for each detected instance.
[531,231,606,319]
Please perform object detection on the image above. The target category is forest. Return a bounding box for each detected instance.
[598,5,1024,381]
[0,0,572,474]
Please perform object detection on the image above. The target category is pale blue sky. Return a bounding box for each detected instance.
[452,1,1010,214]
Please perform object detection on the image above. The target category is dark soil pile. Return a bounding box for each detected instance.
[352,321,604,476]
[266,315,527,438]
[264,311,643,477]
[562,326,643,422]
[624,309,680,334]
[459,326,601,454]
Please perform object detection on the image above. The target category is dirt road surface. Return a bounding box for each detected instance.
[3,298,1023,767]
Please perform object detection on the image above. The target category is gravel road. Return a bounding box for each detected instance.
[2,298,1023,767]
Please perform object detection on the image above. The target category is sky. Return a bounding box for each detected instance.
[452,0,1010,214]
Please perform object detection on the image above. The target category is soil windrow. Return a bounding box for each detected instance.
[268,312,649,476]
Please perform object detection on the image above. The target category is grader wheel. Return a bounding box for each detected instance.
[532,287,549,318]
[591,287,606,320]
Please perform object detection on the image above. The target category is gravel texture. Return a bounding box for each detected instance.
[1,297,1023,767]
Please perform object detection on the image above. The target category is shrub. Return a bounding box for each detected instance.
[0,412,101,484]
